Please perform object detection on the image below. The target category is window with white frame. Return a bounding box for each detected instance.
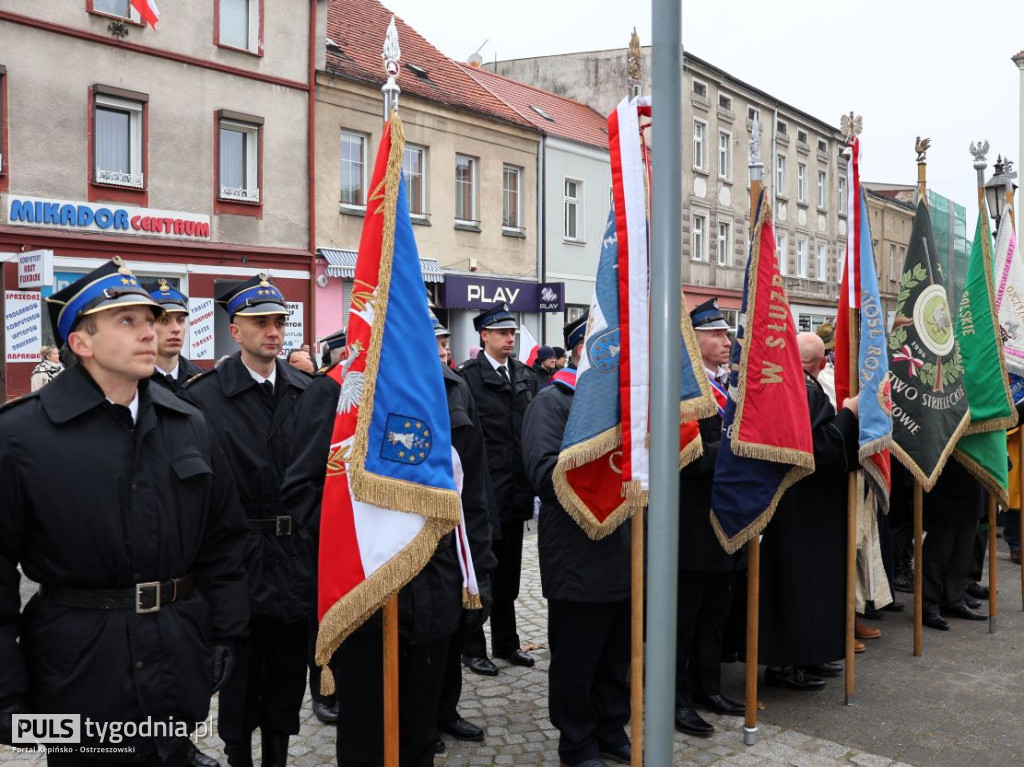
[564,178,582,241]
[775,155,787,196]
[797,163,807,203]
[402,144,426,217]
[817,138,828,155]
[502,164,523,231]
[693,120,707,171]
[717,220,731,266]
[340,132,366,208]
[817,243,828,279]
[92,0,141,21]
[94,93,144,188]
[455,155,478,224]
[747,106,760,123]
[797,129,809,146]
[777,232,788,275]
[817,170,827,208]
[718,131,731,180]
[219,0,259,53]
[797,238,808,277]
[838,176,848,214]
[219,119,260,202]
[692,213,708,262]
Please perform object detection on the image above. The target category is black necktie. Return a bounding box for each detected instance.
[261,380,275,406]
[165,373,178,391]
[108,404,134,432]
[497,365,510,383]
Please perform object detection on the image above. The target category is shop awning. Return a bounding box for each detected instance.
[318,247,445,283]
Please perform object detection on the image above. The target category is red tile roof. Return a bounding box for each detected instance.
[459,65,609,152]
[325,0,535,131]
[1014,49,1024,62]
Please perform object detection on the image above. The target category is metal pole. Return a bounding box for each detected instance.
[645,1,682,765]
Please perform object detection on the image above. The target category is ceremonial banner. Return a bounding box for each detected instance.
[710,191,814,553]
[316,114,460,686]
[834,137,892,506]
[993,207,1024,376]
[130,0,159,28]
[953,212,1016,503]
[886,200,969,490]
[518,323,540,367]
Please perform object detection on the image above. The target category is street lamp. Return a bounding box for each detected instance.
[984,156,1018,233]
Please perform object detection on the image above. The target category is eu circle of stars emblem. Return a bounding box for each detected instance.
[382,414,433,465]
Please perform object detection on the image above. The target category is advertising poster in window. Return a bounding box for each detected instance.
[188,298,215,361]
[5,291,43,363]
[284,301,304,354]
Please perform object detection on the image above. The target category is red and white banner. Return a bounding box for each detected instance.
[130,0,160,28]
[519,323,540,367]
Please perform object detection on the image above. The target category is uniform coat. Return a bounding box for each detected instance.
[758,373,858,667]
[0,365,248,759]
[151,355,203,393]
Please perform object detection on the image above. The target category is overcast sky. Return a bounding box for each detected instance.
[380,0,1023,219]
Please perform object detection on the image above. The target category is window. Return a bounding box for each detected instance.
[718,93,732,111]
[817,243,828,279]
[403,145,426,217]
[797,238,808,277]
[747,106,760,123]
[717,221,731,266]
[776,119,788,136]
[817,170,827,208]
[797,129,809,146]
[564,178,582,242]
[693,120,706,171]
[218,116,260,203]
[218,0,260,53]
[776,233,788,275]
[94,90,146,189]
[838,176,848,214]
[817,138,828,155]
[340,132,366,208]
[692,80,707,98]
[502,164,523,232]
[775,155,787,196]
[691,213,708,262]
[89,0,142,22]
[718,131,731,180]
[455,155,478,225]
[889,243,898,281]
[797,163,807,202]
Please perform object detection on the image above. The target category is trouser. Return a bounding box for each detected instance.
[465,519,524,658]
[922,517,977,614]
[1004,507,1021,552]
[48,746,186,767]
[675,570,733,708]
[332,628,450,767]
[218,617,307,745]
[307,614,335,706]
[548,599,630,766]
[970,518,989,583]
[437,616,467,725]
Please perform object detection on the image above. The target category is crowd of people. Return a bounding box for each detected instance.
[0,262,1017,767]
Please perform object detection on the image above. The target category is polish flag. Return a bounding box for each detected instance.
[519,323,540,367]
[130,0,159,28]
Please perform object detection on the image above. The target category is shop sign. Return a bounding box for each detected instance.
[6,195,211,240]
[18,250,54,289]
[440,275,565,312]
[283,301,304,354]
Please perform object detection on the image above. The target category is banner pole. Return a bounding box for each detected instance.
[631,510,644,766]
[844,301,860,705]
[644,1,683,765]
[742,121,764,746]
[913,482,923,657]
[1020,432,1024,610]
[988,494,998,633]
[383,595,400,767]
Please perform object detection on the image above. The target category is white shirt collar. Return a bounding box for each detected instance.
[106,389,140,423]
[167,360,180,381]
[244,360,277,387]
[483,351,509,372]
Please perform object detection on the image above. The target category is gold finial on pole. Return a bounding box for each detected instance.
[915,136,932,205]
[381,16,401,120]
[627,28,643,99]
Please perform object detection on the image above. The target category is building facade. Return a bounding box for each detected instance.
[0,0,316,397]
[863,186,915,324]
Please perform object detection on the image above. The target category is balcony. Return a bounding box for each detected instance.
[95,168,144,188]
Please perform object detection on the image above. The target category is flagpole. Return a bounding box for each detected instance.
[381,19,402,767]
[743,111,764,746]
[626,32,645,767]
[1019,435,1024,611]
[912,137,929,657]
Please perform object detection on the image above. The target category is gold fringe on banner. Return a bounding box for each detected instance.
[859,432,893,514]
[679,432,704,469]
[679,286,718,425]
[890,408,971,492]
[462,588,482,610]
[709,464,811,555]
[953,447,1010,507]
[553,425,635,541]
[319,666,336,697]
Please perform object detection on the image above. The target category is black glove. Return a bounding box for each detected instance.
[210,644,236,694]
[465,575,493,633]
[0,696,28,747]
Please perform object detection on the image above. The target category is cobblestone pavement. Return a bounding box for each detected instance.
[12,527,1024,766]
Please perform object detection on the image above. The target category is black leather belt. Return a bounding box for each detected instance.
[248,515,293,536]
[38,574,194,614]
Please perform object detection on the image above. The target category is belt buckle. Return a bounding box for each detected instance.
[275,515,292,536]
[135,581,161,614]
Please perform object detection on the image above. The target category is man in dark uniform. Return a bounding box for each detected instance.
[184,275,311,767]
[316,327,347,371]
[522,312,631,767]
[0,258,248,766]
[759,332,859,690]
[146,280,202,391]
[675,299,743,737]
[457,302,536,674]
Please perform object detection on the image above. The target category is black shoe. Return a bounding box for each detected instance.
[922,612,950,631]
[223,742,252,767]
[434,737,446,755]
[496,648,535,667]
[964,595,983,610]
[185,742,220,767]
[802,662,842,678]
[260,732,288,767]
[966,582,990,600]
[597,742,631,765]
[696,693,744,716]
[764,666,826,691]
[312,699,339,724]
[941,602,987,621]
[881,601,905,612]
[674,707,713,736]
[862,603,884,620]
[439,717,484,742]
[894,571,915,593]
[463,655,499,676]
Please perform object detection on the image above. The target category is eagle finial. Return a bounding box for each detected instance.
[915,136,931,163]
